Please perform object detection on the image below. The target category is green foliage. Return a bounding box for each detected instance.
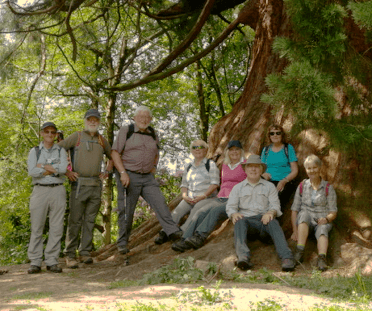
[249,300,283,311]
[348,1,372,30]
[140,257,204,285]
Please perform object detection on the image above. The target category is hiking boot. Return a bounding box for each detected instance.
[171,239,192,252]
[79,256,93,264]
[65,257,79,269]
[294,248,304,264]
[27,265,41,274]
[154,230,169,245]
[185,233,205,249]
[118,246,130,255]
[169,230,183,242]
[237,259,252,271]
[317,254,328,272]
[47,264,62,273]
[281,258,295,272]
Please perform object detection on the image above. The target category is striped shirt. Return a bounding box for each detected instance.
[181,158,220,199]
[291,179,337,219]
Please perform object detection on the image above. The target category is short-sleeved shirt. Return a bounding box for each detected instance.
[28,142,68,185]
[180,158,220,199]
[112,124,159,174]
[226,178,282,218]
[291,179,337,220]
[58,131,111,177]
[261,144,297,181]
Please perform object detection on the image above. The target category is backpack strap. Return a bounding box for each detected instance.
[325,183,330,197]
[299,179,305,196]
[75,131,82,147]
[186,159,211,173]
[123,124,159,152]
[34,146,41,161]
[284,143,289,163]
[262,144,271,163]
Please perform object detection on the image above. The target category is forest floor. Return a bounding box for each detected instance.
[0,257,370,311]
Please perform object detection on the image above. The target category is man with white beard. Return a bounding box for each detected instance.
[58,109,113,269]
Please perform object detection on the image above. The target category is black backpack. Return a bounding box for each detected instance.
[123,123,159,151]
[262,143,289,164]
[186,159,211,173]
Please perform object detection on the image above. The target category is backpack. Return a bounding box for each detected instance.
[262,143,289,164]
[123,123,159,151]
[186,159,211,173]
[299,179,330,196]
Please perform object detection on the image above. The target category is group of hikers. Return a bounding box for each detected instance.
[26,106,337,275]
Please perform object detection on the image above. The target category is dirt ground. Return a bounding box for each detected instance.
[0,251,370,311]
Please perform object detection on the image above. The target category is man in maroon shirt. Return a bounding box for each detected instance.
[111,106,182,255]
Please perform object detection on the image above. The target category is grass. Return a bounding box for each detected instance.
[11,291,54,300]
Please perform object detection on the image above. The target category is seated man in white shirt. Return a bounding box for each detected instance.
[226,154,295,272]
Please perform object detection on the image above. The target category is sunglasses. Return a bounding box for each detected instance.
[192,145,206,150]
[269,131,282,136]
[44,130,57,134]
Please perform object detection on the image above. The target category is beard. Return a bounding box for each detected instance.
[85,123,99,133]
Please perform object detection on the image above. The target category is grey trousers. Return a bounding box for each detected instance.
[116,171,179,249]
[182,198,228,239]
[234,215,293,261]
[28,185,66,267]
[64,184,102,257]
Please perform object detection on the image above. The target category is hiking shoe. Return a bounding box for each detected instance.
[237,259,252,271]
[118,246,130,255]
[79,256,93,264]
[171,239,192,252]
[65,257,79,269]
[27,265,41,274]
[47,265,62,273]
[154,230,169,245]
[169,230,183,242]
[185,233,205,249]
[282,258,295,272]
[317,254,328,272]
[294,248,304,264]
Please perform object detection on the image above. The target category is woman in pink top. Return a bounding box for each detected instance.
[172,140,247,252]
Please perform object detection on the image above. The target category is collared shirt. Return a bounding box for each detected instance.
[112,124,159,174]
[227,157,245,170]
[291,179,337,219]
[28,142,68,185]
[226,178,282,218]
[180,158,220,199]
[58,131,111,177]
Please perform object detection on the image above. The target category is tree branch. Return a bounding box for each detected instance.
[111,17,239,91]
[144,0,216,77]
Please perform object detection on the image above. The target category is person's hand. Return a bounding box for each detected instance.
[182,194,194,205]
[291,230,298,241]
[120,171,130,187]
[262,173,271,180]
[99,171,109,179]
[66,170,79,182]
[276,179,287,192]
[317,217,328,225]
[193,195,206,204]
[42,171,53,176]
[261,212,275,225]
[231,213,244,224]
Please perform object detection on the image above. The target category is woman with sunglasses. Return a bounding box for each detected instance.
[261,124,298,210]
[155,139,220,244]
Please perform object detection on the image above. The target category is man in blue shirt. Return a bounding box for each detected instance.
[27,122,68,274]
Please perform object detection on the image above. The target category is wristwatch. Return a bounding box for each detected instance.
[120,170,126,174]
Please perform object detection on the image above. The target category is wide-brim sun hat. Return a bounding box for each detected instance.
[241,154,267,173]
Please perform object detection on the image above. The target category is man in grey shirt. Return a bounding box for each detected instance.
[27,122,68,274]
[226,154,295,272]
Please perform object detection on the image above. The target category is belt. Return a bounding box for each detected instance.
[35,183,63,187]
[126,170,150,175]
